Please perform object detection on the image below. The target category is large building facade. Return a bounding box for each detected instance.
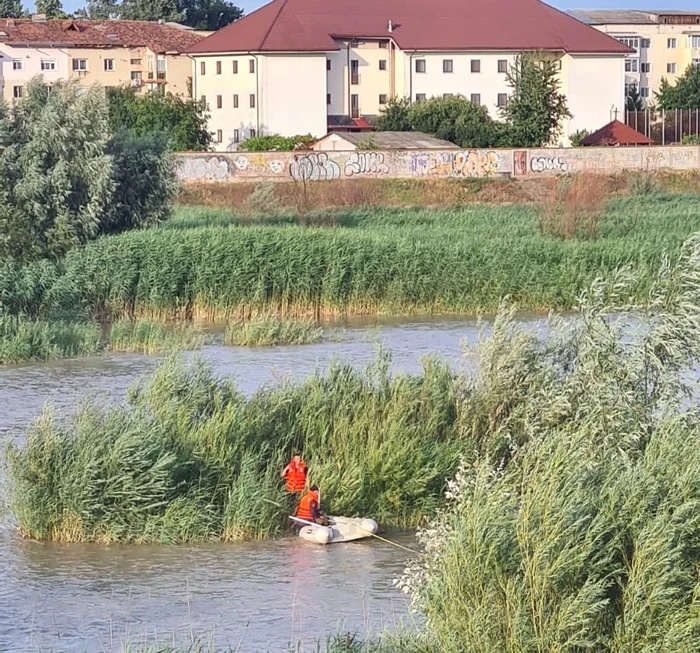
[0,17,203,103]
[569,10,700,108]
[187,0,631,151]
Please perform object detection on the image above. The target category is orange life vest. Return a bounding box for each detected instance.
[296,490,319,521]
[283,458,307,492]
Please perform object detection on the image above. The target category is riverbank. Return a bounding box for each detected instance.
[3,194,700,325]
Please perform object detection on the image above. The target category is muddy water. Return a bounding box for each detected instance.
[0,315,548,652]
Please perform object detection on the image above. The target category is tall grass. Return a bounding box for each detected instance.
[109,318,203,354]
[3,196,700,322]
[0,315,102,364]
[225,316,322,346]
[7,348,461,543]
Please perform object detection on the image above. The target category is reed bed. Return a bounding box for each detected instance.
[109,319,203,354]
[3,195,700,322]
[225,316,322,346]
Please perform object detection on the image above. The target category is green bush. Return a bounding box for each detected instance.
[238,134,316,152]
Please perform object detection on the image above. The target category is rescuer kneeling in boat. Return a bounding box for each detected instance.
[296,485,329,527]
[281,454,307,495]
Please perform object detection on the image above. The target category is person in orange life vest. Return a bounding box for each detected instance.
[281,454,307,494]
[296,485,328,525]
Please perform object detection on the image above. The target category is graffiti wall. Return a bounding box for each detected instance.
[175,146,700,183]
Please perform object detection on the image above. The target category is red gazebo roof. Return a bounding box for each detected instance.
[581,120,653,146]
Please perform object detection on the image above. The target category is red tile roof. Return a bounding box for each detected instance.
[0,19,203,53]
[187,0,632,55]
[581,120,653,146]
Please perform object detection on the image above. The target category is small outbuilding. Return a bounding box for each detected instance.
[581,120,653,146]
[312,131,459,152]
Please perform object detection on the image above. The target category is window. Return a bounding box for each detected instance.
[216,94,222,109]
[471,59,481,73]
[200,94,206,104]
[641,63,651,73]
[625,83,637,97]
[498,59,508,73]
[379,41,388,48]
[415,59,426,73]
[249,59,255,73]
[668,62,677,74]
[692,36,700,48]
[234,129,240,142]
[130,58,141,65]
[13,85,22,98]
[617,36,639,50]
[104,59,114,71]
[249,94,256,108]
[379,93,387,105]
[351,94,359,118]
[41,59,56,71]
[326,58,331,71]
[625,59,639,72]
[12,59,22,70]
[327,93,331,105]
[415,93,426,103]
[379,59,387,71]
[131,71,142,84]
[641,38,651,48]
[443,59,453,73]
[200,61,206,75]
[72,59,87,71]
[249,128,256,138]
[232,60,238,74]
[216,129,222,143]
[156,59,165,74]
[351,59,359,84]
[470,93,481,105]
[497,93,508,107]
[668,38,677,49]
[233,94,239,108]
[640,87,650,98]
[216,61,222,74]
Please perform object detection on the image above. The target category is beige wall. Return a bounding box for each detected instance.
[0,44,69,102]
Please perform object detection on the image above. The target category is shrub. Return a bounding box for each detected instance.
[238,134,315,152]
[569,128,591,147]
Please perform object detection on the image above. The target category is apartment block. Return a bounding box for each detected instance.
[187,0,631,151]
[569,10,700,107]
[0,16,203,103]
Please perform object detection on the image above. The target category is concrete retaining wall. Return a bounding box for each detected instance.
[175,146,700,183]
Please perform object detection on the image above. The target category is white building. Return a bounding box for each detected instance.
[187,0,632,151]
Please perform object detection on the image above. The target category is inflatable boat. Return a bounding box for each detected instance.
[293,515,379,545]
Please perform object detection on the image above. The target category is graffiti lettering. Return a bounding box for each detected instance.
[344,152,390,176]
[289,153,341,181]
[410,150,505,177]
[176,156,231,181]
[530,156,568,173]
[646,151,665,163]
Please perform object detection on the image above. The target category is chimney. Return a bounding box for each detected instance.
[31,13,47,22]
[387,19,393,33]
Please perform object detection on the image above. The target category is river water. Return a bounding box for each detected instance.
[0,315,547,653]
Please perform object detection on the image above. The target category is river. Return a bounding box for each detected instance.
[0,315,548,652]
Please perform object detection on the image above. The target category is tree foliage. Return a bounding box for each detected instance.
[500,52,571,147]
[0,80,177,263]
[401,239,700,652]
[35,0,67,18]
[238,133,315,152]
[626,83,644,111]
[106,86,210,152]
[0,0,24,18]
[84,0,242,28]
[656,65,700,109]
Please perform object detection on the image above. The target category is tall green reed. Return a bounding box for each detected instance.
[225,316,322,346]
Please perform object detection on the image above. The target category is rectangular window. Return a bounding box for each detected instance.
[641,63,651,73]
[156,59,165,74]
[498,59,508,73]
[200,61,206,75]
[471,59,481,73]
[12,59,22,70]
[216,61,222,74]
[668,38,677,49]
[497,93,508,107]
[232,60,238,74]
[668,63,677,74]
[234,129,240,142]
[131,71,142,84]
[379,59,387,71]
[379,41,388,48]
[641,38,651,48]
[351,93,359,118]
[41,59,56,71]
[326,58,331,71]
[470,93,481,105]
[692,36,700,48]
[200,94,206,104]
[640,87,650,98]
[351,59,359,84]
[249,128,256,138]
[217,129,222,143]
[104,59,114,71]
[249,59,255,73]
[442,59,453,73]
[13,85,22,98]
[625,59,639,72]
[216,94,222,109]
[250,94,256,108]
[415,93,426,103]
[415,59,426,73]
[72,59,88,71]
[618,36,639,50]
[379,94,387,105]
[130,58,141,65]
[233,94,239,108]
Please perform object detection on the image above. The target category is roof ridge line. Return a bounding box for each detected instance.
[260,0,290,50]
